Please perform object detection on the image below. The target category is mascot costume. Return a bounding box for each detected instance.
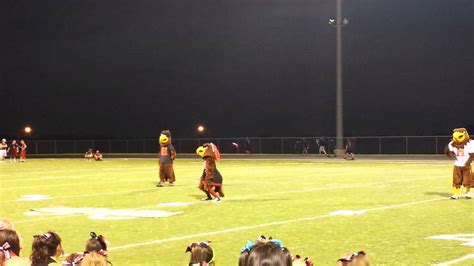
[445,128,473,199]
[196,143,224,202]
[157,130,176,187]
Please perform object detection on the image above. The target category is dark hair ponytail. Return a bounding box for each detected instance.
[30,231,62,266]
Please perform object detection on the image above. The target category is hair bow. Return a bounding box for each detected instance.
[0,242,11,260]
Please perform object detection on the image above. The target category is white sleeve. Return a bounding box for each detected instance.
[467,141,474,153]
[448,141,455,152]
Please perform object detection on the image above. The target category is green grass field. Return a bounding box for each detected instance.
[1,157,473,265]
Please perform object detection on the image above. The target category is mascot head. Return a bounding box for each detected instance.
[159,130,172,146]
[452,128,470,145]
[196,143,220,160]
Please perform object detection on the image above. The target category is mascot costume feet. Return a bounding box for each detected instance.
[157,130,176,187]
[445,128,473,199]
[196,143,224,202]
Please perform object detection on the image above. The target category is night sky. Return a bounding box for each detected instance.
[1,0,473,138]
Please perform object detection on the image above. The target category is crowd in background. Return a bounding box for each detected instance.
[0,218,110,266]
[0,139,27,163]
[1,219,369,265]
[84,149,103,161]
[294,138,355,160]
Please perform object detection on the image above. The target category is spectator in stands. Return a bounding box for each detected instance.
[84,149,93,161]
[0,228,30,266]
[94,150,103,161]
[239,236,292,266]
[337,251,369,266]
[19,140,27,162]
[186,241,215,266]
[30,231,63,266]
[81,252,108,266]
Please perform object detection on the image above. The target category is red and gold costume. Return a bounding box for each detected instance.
[196,143,224,201]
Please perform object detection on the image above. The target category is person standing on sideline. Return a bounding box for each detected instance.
[19,140,27,162]
[8,140,19,163]
[244,137,252,154]
[0,139,7,162]
[317,138,327,156]
[344,139,355,160]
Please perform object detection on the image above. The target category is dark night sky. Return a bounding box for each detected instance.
[1,0,473,138]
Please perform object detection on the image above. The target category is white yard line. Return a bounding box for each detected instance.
[232,175,446,200]
[2,174,445,203]
[434,254,474,266]
[1,177,155,191]
[13,214,84,224]
[108,197,444,251]
[12,202,163,224]
[2,188,155,203]
[363,198,444,212]
[109,214,335,251]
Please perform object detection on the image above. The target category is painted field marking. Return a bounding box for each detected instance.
[17,194,53,201]
[26,207,182,220]
[108,197,445,251]
[12,202,165,224]
[3,174,445,204]
[2,177,156,191]
[2,188,156,203]
[5,174,447,224]
[434,254,474,266]
[428,234,474,246]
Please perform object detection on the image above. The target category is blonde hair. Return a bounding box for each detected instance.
[81,252,107,266]
[0,218,14,230]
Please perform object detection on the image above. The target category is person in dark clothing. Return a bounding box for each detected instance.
[344,139,355,160]
[244,137,251,154]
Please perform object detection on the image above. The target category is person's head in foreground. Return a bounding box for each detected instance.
[81,252,108,266]
[186,241,215,266]
[337,251,369,266]
[239,236,292,266]
[30,231,63,266]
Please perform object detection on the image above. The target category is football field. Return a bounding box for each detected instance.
[1,157,473,265]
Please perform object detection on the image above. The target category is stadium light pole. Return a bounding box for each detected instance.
[329,0,348,152]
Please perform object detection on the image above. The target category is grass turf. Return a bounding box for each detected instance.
[0,158,473,265]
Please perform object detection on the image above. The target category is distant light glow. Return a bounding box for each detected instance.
[197,125,205,132]
[24,126,32,133]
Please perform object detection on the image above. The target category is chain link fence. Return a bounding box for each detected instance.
[23,136,451,155]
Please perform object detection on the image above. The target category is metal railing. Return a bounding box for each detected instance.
[23,136,451,155]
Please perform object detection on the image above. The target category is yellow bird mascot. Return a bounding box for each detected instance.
[196,143,224,202]
[445,128,473,199]
[157,130,176,187]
